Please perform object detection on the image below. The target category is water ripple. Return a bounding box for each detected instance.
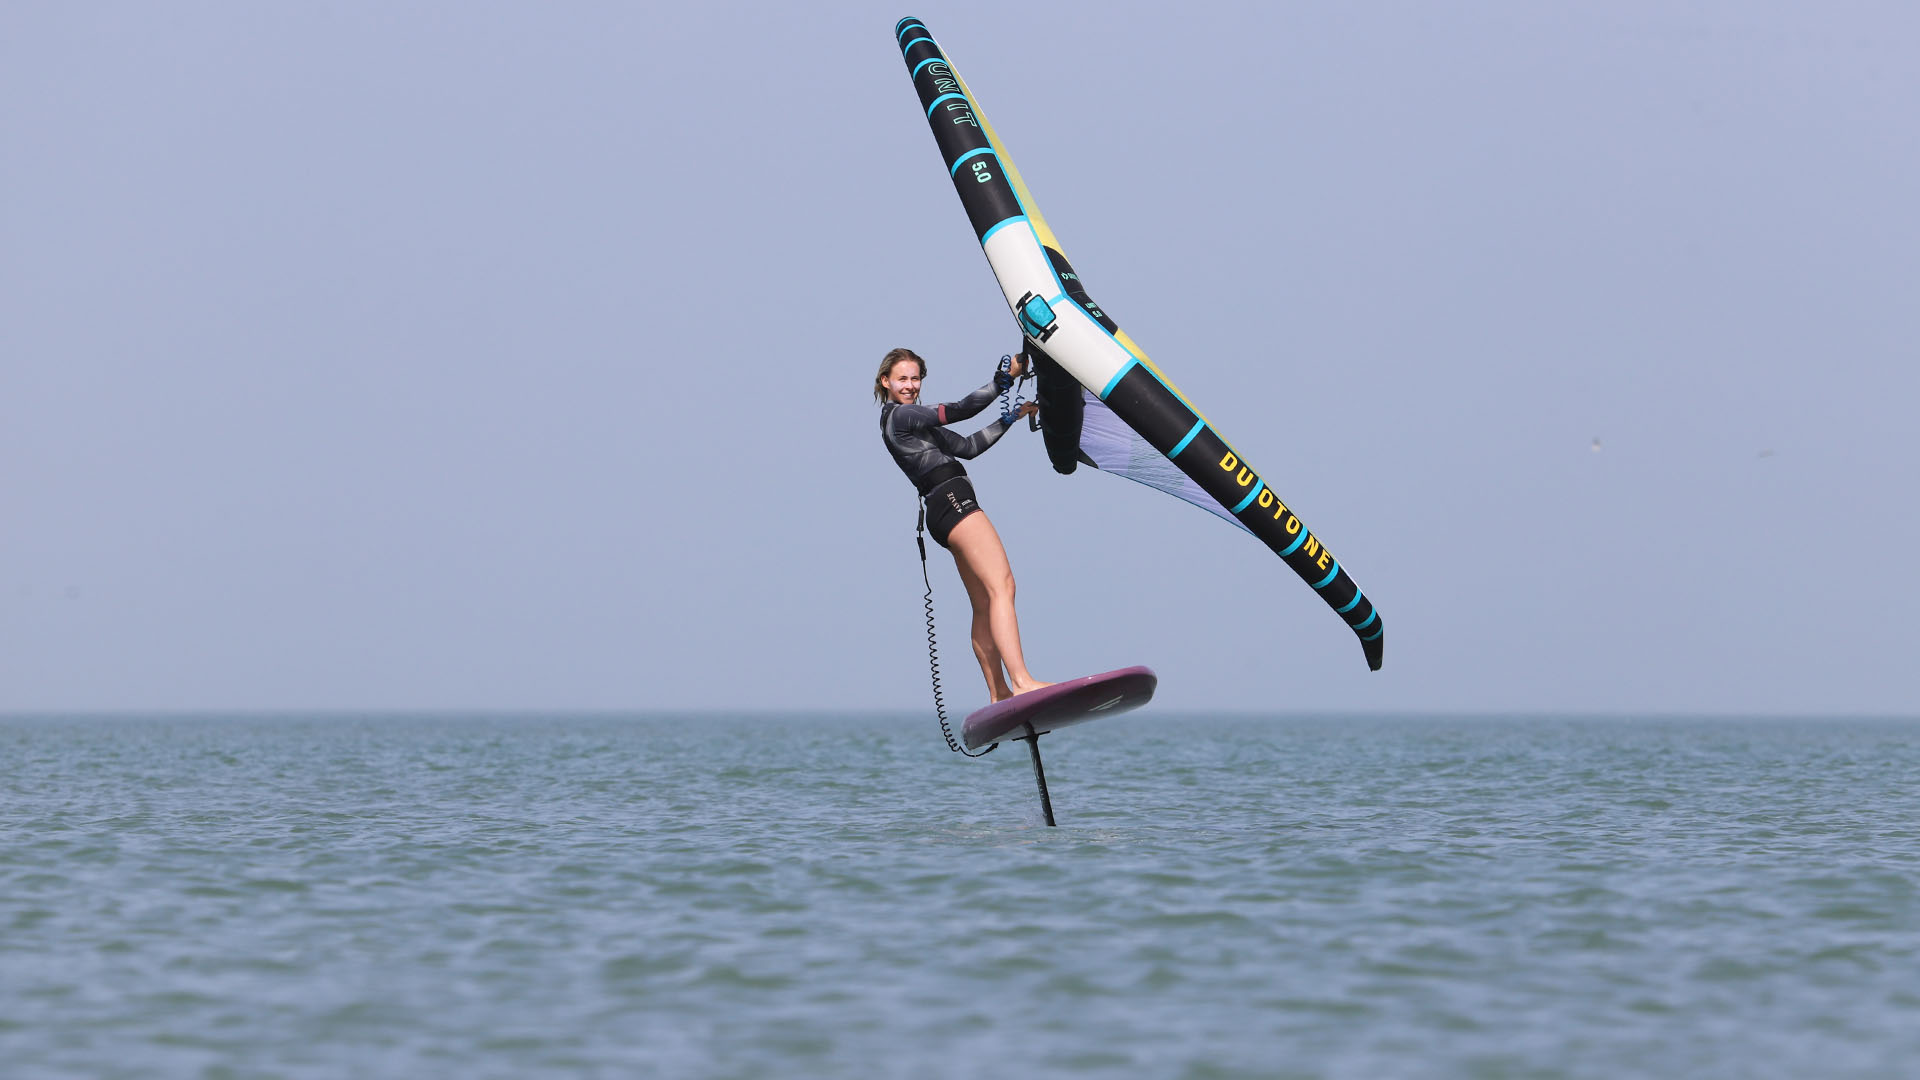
[2,714,1918,1078]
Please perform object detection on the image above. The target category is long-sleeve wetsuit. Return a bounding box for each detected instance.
[879,373,1014,495]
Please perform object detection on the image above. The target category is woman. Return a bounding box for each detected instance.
[876,347,1051,703]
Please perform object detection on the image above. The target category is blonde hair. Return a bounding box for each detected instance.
[873,348,925,405]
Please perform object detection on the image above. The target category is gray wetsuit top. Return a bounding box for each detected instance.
[879,372,1014,496]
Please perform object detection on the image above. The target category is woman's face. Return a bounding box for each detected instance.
[880,360,923,405]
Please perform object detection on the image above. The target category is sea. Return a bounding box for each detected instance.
[3,713,1916,1079]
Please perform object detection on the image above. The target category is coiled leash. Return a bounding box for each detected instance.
[918,503,995,757]
[997,352,1037,428]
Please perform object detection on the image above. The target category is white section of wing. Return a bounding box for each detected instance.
[980,224,1130,396]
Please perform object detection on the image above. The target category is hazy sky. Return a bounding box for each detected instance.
[4,2,1916,714]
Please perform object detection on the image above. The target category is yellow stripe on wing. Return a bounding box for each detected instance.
[949,66,1064,256]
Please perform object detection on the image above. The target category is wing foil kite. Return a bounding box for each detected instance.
[895,17,1384,671]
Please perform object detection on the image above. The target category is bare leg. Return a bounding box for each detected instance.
[953,550,1013,702]
[946,511,1051,700]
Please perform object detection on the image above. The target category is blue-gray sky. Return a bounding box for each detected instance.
[4,2,1915,714]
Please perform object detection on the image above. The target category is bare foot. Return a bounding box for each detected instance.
[1006,680,1055,697]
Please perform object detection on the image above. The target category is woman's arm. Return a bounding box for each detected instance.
[927,414,1013,460]
[935,364,1016,425]
[895,401,1018,461]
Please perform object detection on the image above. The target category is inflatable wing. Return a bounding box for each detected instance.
[895,17,1384,671]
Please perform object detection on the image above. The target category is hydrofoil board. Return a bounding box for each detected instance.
[962,666,1156,750]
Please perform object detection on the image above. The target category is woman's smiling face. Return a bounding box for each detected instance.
[880,359,924,405]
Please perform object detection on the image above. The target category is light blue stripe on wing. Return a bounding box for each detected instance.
[1350,610,1378,632]
[1312,561,1341,589]
[1361,626,1384,642]
[901,35,935,53]
[1336,589,1365,614]
[926,92,965,117]
[950,148,996,175]
[1099,359,1139,399]
[1230,481,1264,514]
[1168,419,1205,459]
[911,57,942,78]
[1279,530,1309,557]
[980,215,1026,245]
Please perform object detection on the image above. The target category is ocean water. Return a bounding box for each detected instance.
[3,713,1917,1079]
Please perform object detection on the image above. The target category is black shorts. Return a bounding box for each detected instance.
[924,476,982,550]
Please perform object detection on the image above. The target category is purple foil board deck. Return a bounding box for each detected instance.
[961,666,1157,750]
